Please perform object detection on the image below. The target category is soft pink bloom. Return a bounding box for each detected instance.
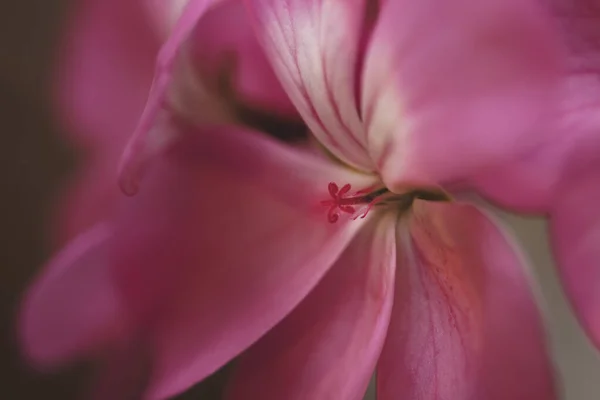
[23,0,600,399]
[21,124,557,399]
[241,0,561,189]
[53,0,296,244]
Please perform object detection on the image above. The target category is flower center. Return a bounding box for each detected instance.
[321,182,450,223]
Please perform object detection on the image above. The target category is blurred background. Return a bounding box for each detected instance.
[1,0,599,398]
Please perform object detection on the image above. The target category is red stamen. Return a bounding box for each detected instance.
[321,182,386,223]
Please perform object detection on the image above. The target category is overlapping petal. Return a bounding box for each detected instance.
[145,0,297,122]
[19,224,128,367]
[378,202,556,400]
[459,0,600,213]
[118,0,224,194]
[56,0,159,146]
[188,0,297,115]
[52,0,159,243]
[110,124,376,398]
[55,0,296,242]
[225,212,397,400]
[244,0,375,170]
[21,122,377,398]
[363,0,562,191]
[467,123,600,213]
[119,0,302,194]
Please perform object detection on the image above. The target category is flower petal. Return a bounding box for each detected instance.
[362,0,562,190]
[53,154,121,246]
[56,0,158,146]
[377,202,556,400]
[225,213,397,400]
[56,0,294,243]
[19,224,127,367]
[53,0,159,243]
[188,0,297,116]
[244,0,374,171]
[111,124,376,398]
[549,157,600,350]
[118,0,218,195]
[465,125,600,213]
[459,0,600,213]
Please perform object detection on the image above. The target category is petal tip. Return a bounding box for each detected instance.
[118,161,141,196]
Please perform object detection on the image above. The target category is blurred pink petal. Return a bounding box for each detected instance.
[188,0,297,116]
[20,224,127,367]
[96,0,211,195]
[110,124,375,398]
[117,0,235,194]
[246,0,562,190]
[54,152,121,245]
[460,0,600,212]
[466,126,600,213]
[57,0,159,146]
[364,0,561,190]
[55,0,296,242]
[225,213,397,400]
[23,122,376,398]
[550,157,600,349]
[377,202,556,400]
[52,0,159,243]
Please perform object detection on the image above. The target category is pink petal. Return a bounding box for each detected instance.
[458,0,600,213]
[118,0,218,195]
[19,224,127,367]
[111,124,377,398]
[188,0,297,116]
[225,213,397,400]
[362,0,562,191]
[549,157,600,349]
[145,0,298,121]
[465,125,599,213]
[244,0,375,171]
[52,0,159,243]
[53,152,122,246]
[55,0,293,242]
[56,0,159,146]
[377,201,556,400]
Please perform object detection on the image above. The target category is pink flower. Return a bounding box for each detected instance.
[21,0,592,399]
[52,0,296,245]
[21,126,557,399]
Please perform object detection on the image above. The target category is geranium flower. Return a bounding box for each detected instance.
[20,0,579,399]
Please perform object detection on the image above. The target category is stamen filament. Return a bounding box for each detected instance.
[320,182,451,223]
